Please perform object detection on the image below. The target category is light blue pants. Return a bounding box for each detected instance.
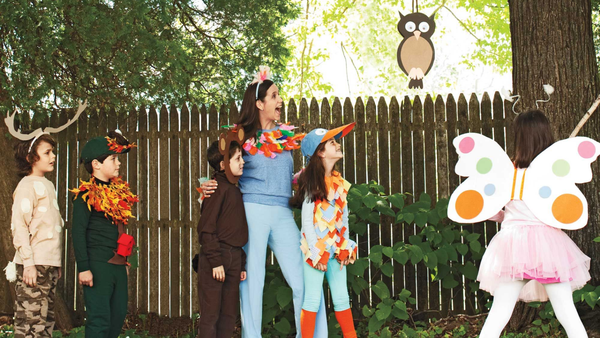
[303,259,351,312]
[240,203,328,338]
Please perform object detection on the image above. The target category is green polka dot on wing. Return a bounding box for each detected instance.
[476,158,493,174]
[552,159,570,177]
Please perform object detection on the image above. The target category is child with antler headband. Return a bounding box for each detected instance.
[70,130,138,337]
[4,101,86,338]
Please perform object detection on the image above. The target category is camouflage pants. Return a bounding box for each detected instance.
[14,265,59,338]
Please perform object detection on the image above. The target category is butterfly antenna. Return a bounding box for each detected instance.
[511,95,521,115]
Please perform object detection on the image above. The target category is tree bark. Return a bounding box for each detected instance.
[0,122,74,330]
[509,0,600,332]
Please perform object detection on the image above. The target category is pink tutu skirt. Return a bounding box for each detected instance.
[477,223,591,302]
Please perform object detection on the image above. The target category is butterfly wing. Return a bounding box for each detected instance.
[448,133,514,223]
[523,137,600,230]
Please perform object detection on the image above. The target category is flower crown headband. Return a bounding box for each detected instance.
[251,65,272,100]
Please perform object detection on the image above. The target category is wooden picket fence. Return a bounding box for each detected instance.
[10,91,513,323]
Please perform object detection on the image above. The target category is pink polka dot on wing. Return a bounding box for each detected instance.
[459,137,475,154]
[578,141,595,159]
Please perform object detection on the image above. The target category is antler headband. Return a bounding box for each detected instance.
[251,66,272,100]
[5,100,88,153]
[501,85,554,115]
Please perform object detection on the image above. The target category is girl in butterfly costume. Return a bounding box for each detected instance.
[448,110,593,337]
[289,123,358,338]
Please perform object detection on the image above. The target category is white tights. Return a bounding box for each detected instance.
[479,281,588,338]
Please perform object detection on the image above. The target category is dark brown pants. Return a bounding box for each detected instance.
[198,244,242,338]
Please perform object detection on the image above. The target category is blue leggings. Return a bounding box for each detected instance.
[240,203,328,338]
[302,259,351,312]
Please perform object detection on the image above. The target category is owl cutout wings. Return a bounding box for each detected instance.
[448,133,600,230]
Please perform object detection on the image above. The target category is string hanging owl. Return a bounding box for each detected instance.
[396,11,436,89]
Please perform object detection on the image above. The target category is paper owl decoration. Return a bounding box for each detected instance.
[396,11,436,89]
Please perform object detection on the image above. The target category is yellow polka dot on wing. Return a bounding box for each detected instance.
[20,198,31,213]
[52,199,59,210]
[38,206,47,213]
[33,181,46,196]
[55,225,62,233]
[47,231,53,239]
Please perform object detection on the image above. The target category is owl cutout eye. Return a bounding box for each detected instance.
[419,22,430,32]
[405,21,416,32]
[315,129,326,136]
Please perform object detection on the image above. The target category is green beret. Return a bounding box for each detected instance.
[80,136,133,164]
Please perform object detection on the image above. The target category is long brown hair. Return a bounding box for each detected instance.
[236,79,275,141]
[14,134,56,177]
[289,142,328,209]
[512,109,555,168]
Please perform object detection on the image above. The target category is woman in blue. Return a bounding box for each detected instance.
[201,66,327,338]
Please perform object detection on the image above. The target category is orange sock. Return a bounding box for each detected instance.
[335,308,357,338]
[300,309,317,338]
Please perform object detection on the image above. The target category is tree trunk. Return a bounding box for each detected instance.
[0,122,74,330]
[509,0,600,332]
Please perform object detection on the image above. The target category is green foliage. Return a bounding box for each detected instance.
[282,0,512,99]
[0,0,299,111]
[346,181,492,335]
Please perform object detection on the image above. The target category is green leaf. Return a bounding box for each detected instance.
[388,193,405,209]
[585,291,599,309]
[409,235,422,245]
[382,247,394,258]
[381,263,394,277]
[363,194,377,209]
[403,213,415,224]
[533,319,542,326]
[435,248,449,265]
[457,243,469,256]
[408,245,424,264]
[362,305,375,317]
[273,318,291,334]
[277,286,293,308]
[398,289,412,300]
[424,252,438,269]
[376,200,396,217]
[444,245,458,262]
[392,301,409,320]
[394,250,409,265]
[415,213,428,227]
[594,236,600,242]
[470,240,482,253]
[376,303,392,321]
[442,229,455,243]
[442,275,459,289]
[369,252,383,265]
[372,280,391,299]
[461,262,478,280]
[466,233,481,242]
[418,193,431,205]
[395,212,404,223]
[368,315,385,333]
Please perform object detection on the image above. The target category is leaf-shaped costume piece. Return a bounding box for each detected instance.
[70,177,139,226]
[242,123,305,159]
[300,171,357,266]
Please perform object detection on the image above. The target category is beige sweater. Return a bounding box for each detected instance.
[11,176,64,267]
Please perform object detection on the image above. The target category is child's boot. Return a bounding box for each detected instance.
[335,308,357,338]
[300,309,317,338]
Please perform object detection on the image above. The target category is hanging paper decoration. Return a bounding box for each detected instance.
[396,1,437,89]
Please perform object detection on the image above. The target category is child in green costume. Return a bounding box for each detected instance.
[71,130,138,338]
